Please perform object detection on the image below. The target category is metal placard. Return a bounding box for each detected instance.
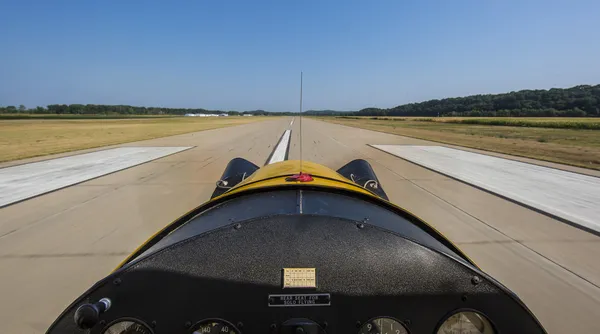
[268,293,331,307]
[282,268,316,288]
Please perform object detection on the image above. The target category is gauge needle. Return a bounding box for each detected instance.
[465,313,485,332]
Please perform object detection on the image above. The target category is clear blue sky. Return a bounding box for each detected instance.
[1,1,599,111]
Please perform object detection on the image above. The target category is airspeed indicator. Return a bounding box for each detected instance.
[190,319,240,334]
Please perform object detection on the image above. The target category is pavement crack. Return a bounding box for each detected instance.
[457,240,519,245]
[0,185,128,241]
[133,161,186,184]
[0,229,18,238]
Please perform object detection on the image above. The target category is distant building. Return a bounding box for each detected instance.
[244,114,254,116]
[185,113,224,117]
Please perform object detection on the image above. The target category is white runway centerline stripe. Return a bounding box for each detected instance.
[267,129,291,165]
[0,147,192,207]
[372,145,600,233]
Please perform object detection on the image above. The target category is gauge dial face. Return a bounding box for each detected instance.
[437,311,495,334]
[102,319,153,334]
[191,319,241,334]
[358,317,409,334]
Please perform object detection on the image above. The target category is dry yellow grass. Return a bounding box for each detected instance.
[346,116,600,129]
[0,117,267,162]
[317,117,600,170]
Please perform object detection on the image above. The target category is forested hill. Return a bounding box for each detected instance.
[357,85,600,117]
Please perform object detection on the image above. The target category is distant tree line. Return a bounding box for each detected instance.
[0,104,309,116]
[0,104,310,116]
[355,84,600,117]
[0,104,263,116]
[242,110,297,116]
[0,104,312,116]
[2,84,599,117]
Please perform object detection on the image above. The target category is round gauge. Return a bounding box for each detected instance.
[437,311,495,334]
[358,317,409,334]
[191,319,241,334]
[102,319,153,334]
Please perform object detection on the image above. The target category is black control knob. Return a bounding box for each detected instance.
[280,318,326,334]
[74,298,111,329]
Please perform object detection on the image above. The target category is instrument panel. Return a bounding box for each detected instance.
[47,190,545,334]
[99,312,496,334]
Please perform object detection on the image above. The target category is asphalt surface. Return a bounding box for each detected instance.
[1,117,599,333]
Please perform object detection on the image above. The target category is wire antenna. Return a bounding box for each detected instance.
[299,71,303,172]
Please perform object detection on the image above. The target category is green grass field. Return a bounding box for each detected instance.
[0,116,266,162]
[319,117,600,170]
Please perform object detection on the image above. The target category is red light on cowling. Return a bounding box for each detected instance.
[285,172,314,182]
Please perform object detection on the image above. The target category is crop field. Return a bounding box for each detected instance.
[0,116,266,163]
[317,116,600,170]
[434,117,600,129]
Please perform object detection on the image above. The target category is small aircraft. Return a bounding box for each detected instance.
[47,158,547,334]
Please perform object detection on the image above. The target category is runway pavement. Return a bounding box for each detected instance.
[0,147,193,207]
[371,145,600,233]
[1,116,599,333]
